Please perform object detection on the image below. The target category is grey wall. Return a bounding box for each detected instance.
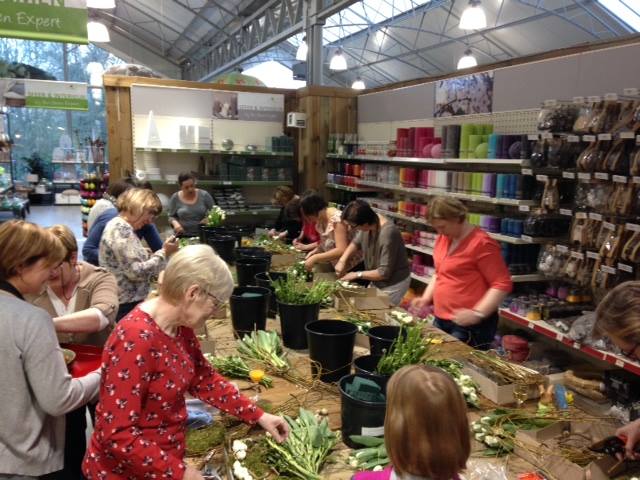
[358,42,640,123]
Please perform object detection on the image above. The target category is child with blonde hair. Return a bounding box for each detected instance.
[354,364,470,480]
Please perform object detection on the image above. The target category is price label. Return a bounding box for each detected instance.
[583,135,596,142]
[624,88,639,96]
[626,223,640,232]
[615,358,625,368]
[618,263,634,273]
[544,99,558,107]
[601,265,617,274]
[573,342,581,350]
[613,175,628,183]
[556,333,564,341]
[570,251,584,260]
[619,132,635,139]
[598,133,612,141]
[222,181,232,185]
[589,212,603,221]
[541,132,553,140]
[587,96,601,103]
[594,172,609,180]
[560,208,573,216]
[519,205,531,212]
[603,221,616,230]
[528,322,535,329]
[556,245,569,253]
[578,172,591,181]
[563,171,576,179]
[587,251,601,260]
[528,134,539,141]
[522,168,533,176]
[536,174,549,182]
[604,93,618,101]
[637,136,640,145]
[521,235,533,243]
[567,135,581,143]
[572,96,585,104]
[576,211,588,219]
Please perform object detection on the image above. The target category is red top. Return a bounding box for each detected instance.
[83,308,263,479]
[432,228,512,320]
[302,219,320,243]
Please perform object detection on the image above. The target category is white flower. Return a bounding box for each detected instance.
[472,423,483,432]
[373,466,384,472]
[469,392,478,403]
[480,416,492,425]
[349,458,359,468]
[461,386,472,395]
[232,440,248,453]
[235,450,247,460]
[484,435,500,447]
[459,375,472,382]
[474,433,486,441]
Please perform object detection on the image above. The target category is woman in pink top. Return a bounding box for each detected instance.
[412,197,512,349]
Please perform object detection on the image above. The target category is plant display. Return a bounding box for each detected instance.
[178,236,199,248]
[236,330,289,373]
[376,325,429,375]
[265,408,340,480]
[272,272,336,305]
[207,205,226,227]
[205,354,274,388]
[253,234,295,254]
[347,436,389,471]
[427,359,479,407]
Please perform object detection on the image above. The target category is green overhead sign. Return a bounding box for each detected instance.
[0,0,88,44]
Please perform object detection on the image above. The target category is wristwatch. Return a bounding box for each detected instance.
[357,271,363,279]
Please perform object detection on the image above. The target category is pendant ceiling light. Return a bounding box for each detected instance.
[457,49,478,70]
[459,0,487,30]
[329,48,347,71]
[87,0,116,8]
[296,38,308,61]
[351,78,366,90]
[87,21,110,42]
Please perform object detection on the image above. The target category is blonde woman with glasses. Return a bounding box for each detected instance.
[84,245,288,480]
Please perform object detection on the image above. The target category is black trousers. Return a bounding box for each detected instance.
[61,406,87,480]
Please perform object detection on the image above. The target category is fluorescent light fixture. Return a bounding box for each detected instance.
[87,0,116,8]
[459,0,487,30]
[352,78,366,90]
[88,21,110,42]
[296,39,308,61]
[457,49,478,69]
[329,48,347,71]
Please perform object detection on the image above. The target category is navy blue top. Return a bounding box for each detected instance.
[82,208,163,266]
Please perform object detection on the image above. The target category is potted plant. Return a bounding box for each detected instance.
[201,205,235,263]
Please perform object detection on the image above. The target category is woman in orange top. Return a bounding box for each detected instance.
[412,197,512,349]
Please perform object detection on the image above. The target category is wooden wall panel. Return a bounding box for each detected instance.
[105,85,133,181]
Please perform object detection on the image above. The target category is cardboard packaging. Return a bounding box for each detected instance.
[334,287,391,312]
[462,363,541,405]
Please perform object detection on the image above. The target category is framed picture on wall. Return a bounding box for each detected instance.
[435,71,494,117]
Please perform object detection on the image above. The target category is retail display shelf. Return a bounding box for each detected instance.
[406,244,434,256]
[357,180,537,207]
[410,272,432,285]
[53,179,80,183]
[148,179,292,187]
[135,147,293,156]
[158,207,279,219]
[326,183,378,193]
[510,273,546,282]
[327,153,526,166]
[499,309,640,376]
[371,207,430,226]
[52,161,98,164]
[489,232,531,245]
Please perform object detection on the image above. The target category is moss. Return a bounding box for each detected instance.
[256,399,274,413]
[185,423,226,457]
[244,439,272,478]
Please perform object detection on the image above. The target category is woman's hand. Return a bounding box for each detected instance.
[452,309,483,327]
[411,296,431,310]
[163,237,179,257]
[340,271,358,282]
[334,260,346,278]
[172,221,184,234]
[616,418,640,459]
[258,413,290,443]
[304,256,316,271]
[183,465,205,480]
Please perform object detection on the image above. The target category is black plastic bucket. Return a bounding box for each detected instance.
[229,286,270,338]
[277,301,320,350]
[254,271,287,317]
[206,234,236,264]
[236,247,272,266]
[339,373,388,448]
[226,225,254,247]
[306,320,358,383]
[353,354,386,377]
[367,326,406,356]
[236,257,269,287]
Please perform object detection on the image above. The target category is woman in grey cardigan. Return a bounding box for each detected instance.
[0,220,100,480]
[335,200,411,306]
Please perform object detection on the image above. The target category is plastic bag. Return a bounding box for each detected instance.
[461,459,509,480]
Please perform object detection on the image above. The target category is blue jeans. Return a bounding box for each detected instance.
[433,313,498,350]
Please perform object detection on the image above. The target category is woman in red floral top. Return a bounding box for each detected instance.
[83,245,289,480]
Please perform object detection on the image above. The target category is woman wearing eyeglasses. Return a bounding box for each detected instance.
[27,224,118,480]
[593,281,640,460]
[83,245,289,480]
[100,188,179,321]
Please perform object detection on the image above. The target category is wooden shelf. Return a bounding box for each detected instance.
[511,273,546,283]
[371,207,430,226]
[135,147,293,156]
[499,309,640,376]
[148,179,292,187]
[326,183,378,193]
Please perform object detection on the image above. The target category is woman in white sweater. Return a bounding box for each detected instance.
[0,220,100,479]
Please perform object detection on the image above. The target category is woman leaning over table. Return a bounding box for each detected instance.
[83,244,289,480]
[593,281,640,460]
[335,200,411,306]
[411,196,512,349]
[301,191,362,272]
[0,220,100,480]
[27,224,118,480]
[100,187,179,321]
[168,172,214,237]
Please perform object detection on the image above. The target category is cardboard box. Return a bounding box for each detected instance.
[514,421,617,480]
[334,287,390,311]
[462,363,541,405]
[271,253,298,268]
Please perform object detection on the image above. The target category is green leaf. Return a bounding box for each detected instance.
[349,435,385,447]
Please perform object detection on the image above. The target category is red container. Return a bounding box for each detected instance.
[353,164,362,178]
[401,168,417,188]
[407,128,416,157]
[62,344,103,378]
[404,202,416,217]
[502,335,529,363]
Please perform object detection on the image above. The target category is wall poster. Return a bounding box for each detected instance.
[435,71,494,117]
[212,91,238,120]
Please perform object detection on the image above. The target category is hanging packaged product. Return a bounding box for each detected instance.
[569,216,589,247]
[537,103,579,132]
[576,141,599,172]
[540,178,560,211]
[599,224,624,260]
[630,144,640,177]
[611,99,640,134]
[572,101,593,134]
[603,138,633,174]
[621,230,640,263]
[594,139,613,172]
[529,138,548,168]
[608,183,634,216]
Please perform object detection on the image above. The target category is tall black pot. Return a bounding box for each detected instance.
[206,234,236,264]
[277,301,320,350]
[367,326,406,356]
[306,320,357,383]
[339,373,388,448]
[236,257,269,287]
[229,286,270,338]
[254,271,287,318]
